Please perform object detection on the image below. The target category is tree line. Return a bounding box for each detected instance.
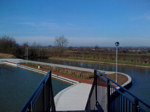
[1,35,150,65]
[0,35,68,59]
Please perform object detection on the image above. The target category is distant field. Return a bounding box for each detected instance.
[0,53,15,58]
[49,57,150,68]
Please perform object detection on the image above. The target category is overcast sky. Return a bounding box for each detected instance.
[0,0,150,47]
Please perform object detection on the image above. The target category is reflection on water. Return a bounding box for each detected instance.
[0,65,70,112]
[45,59,150,104]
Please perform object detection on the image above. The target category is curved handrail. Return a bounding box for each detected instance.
[96,70,150,108]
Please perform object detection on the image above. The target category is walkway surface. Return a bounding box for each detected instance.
[54,83,92,111]
[0,59,95,72]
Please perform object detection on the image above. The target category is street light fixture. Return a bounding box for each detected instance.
[115,42,119,83]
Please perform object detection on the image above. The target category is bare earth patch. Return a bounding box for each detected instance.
[0,53,15,58]
[107,73,128,85]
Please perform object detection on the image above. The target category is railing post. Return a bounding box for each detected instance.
[49,71,56,112]
[134,98,139,112]
[43,81,46,111]
[107,79,110,112]
[94,70,97,102]
[28,102,32,112]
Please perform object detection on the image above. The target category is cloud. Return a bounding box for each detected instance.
[68,37,150,47]
[144,15,150,20]
[15,36,55,45]
[16,22,60,29]
[130,14,150,21]
[15,36,150,47]
[15,21,88,33]
[16,22,37,27]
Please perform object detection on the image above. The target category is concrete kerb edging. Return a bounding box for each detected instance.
[119,72,132,88]
[0,59,79,84]
[104,71,132,88]
[18,64,79,84]
[52,74,79,84]
[3,61,18,67]
[18,63,79,85]
[18,64,47,75]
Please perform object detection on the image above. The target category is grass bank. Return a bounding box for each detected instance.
[49,57,150,68]
[0,53,15,58]
[21,62,128,85]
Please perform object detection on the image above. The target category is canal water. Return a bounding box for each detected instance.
[0,65,70,112]
[45,59,150,105]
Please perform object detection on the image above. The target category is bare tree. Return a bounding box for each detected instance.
[55,36,68,48]
[54,36,68,55]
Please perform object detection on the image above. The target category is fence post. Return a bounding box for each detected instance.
[107,79,110,112]
[43,81,46,111]
[134,98,139,112]
[49,71,56,112]
[94,70,97,102]
[28,102,32,112]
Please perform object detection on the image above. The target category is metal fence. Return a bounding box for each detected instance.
[21,70,55,112]
[21,69,150,112]
[85,70,150,112]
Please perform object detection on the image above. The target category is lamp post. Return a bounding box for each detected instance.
[115,42,119,83]
[27,47,28,61]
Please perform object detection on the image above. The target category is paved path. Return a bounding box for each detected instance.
[0,58,94,72]
[24,60,95,73]
[54,83,92,111]
[0,59,117,74]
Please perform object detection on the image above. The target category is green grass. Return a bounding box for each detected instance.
[50,57,150,67]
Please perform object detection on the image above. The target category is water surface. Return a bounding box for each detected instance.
[0,65,70,112]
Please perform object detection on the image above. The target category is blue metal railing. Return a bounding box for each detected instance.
[21,70,55,112]
[86,70,150,112]
[21,69,150,112]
